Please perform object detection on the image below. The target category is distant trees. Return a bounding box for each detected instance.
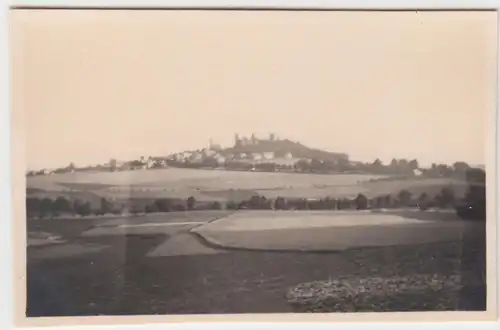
[417,192,430,211]
[247,195,272,209]
[337,198,352,210]
[155,198,171,212]
[434,187,456,208]
[354,194,368,210]
[187,196,196,210]
[75,200,92,216]
[52,196,72,216]
[210,201,222,210]
[226,201,238,210]
[408,159,419,170]
[397,189,412,207]
[109,159,117,172]
[100,197,113,214]
[26,197,41,218]
[452,161,470,173]
[145,202,160,213]
[274,196,287,210]
[294,159,311,173]
[39,198,54,218]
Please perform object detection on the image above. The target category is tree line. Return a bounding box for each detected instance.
[166,156,477,179]
[26,186,464,220]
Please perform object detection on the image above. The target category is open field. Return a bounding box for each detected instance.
[192,210,482,252]
[26,168,467,205]
[26,209,486,315]
[25,171,484,315]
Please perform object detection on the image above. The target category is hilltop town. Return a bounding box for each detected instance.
[27,133,481,180]
[27,133,346,175]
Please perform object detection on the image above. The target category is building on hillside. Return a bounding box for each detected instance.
[190,152,204,163]
[252,153,263,161]
[203,149,216,157]
[146,158,156,169]
[215,155,226,165]
[284,152,293,159]
[262,152,275,160]
[173,153,184,162]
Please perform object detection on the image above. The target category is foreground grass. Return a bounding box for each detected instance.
[27,230,485,315]
[286,274,478,312]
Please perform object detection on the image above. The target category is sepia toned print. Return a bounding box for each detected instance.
[10,8,497,322]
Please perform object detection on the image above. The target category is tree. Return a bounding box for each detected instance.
[145,202,159,213]
[226,201,238,210]
[53,196,72,215]
[397,189,412,207]
[438,187,456,208]
[337,158,351,172]
[100,197,113,214]
[73,199,83,216]
[354,194,368,210]
[372,159,383,173]
[310,158,323,172]
[296,198,309,210]
[452,161,470,179]
[337,198,348,210]
[155,199,171,212]
[274,197,287,210]
[408,159,419,170]
[248,195,263,209]
[398,159,409,167]
[322,160,336,172]
[383,194,393,208]
[417,192,430,211]
[173,203,186,211]
[324,197,337,210]
[75,201,92,217]
[295,159,311,172]
[187,196,196,210]
[39,198,54,218]
[376,196,386,209]
[26,197,41,218]
[210,201,222,210]
[437,164,453,178]
[109,158,117,172]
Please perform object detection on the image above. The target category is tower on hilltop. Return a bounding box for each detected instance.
[234,134,241,148]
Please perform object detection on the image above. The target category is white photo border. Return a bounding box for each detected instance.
[2,1,499,330]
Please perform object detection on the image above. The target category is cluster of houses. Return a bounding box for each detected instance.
[168,147,294,166]
[104,157,168,171]
[27,156,170,177]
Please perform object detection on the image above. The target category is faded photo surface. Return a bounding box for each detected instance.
[10,9,497,323]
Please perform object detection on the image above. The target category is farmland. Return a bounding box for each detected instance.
[26,209,486,315]
[25,168,486,315]
[26,167,466,205]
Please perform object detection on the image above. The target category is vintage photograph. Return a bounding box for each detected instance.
[11,8,496,318]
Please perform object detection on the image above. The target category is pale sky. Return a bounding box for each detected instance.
[11,10,497,170]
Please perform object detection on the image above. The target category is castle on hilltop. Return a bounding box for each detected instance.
[233,133,279,148]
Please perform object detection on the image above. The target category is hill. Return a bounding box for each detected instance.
[221,139,348,162]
